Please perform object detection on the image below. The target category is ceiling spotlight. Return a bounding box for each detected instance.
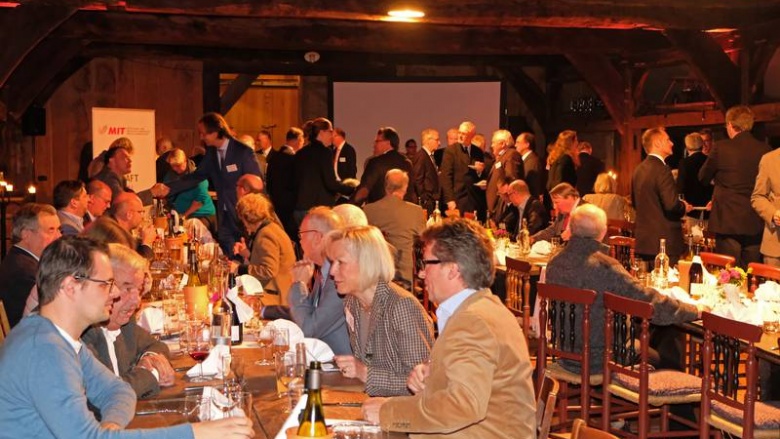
[304,51,320,63]
[387,8,425,19]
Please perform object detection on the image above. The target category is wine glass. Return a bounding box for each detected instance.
[184,319,211,382]
[272,327,290,357]
[275,351,297,409]
[252,321,274,366]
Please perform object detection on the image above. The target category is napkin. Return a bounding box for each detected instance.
[237,275,264,295]
[137,306,165,334]
[186,344,231,379]
[755,280,780,302]
[274,394,309,439]
[713,300,763,326]
[226,285,254,324]
[658,286,698,306]
[303,338,335,363]
[531,240,552,256]
[267,319,304,348]
[201,386,246,420]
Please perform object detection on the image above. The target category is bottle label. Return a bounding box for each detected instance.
[690,283,706,300]
[231,325,241,342]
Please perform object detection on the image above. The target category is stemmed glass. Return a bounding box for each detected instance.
[249,320,274,366]
[184,320,211,382]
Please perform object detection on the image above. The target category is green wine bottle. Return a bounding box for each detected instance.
[297,361,328,437]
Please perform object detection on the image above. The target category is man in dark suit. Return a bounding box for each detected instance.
[485,130,523,221]
[576,141,605,196]
[84,179,112,226]
[154,137,173,183]
[632,127,691,264]
[699,106,770,267]
[497,179,549,238]
[532,182,581,243]
[82,244,173,399]
[254,129,273,175]
[152,112,263,256]
[267,127,303,241]
[440,121,487,220]
[0,203,61,327]
[332,128,358,181]
[352,126,415,205]
[676,133,713,225]
[412,128,441,215]
[516,132,543,199]
[53,180,89,236]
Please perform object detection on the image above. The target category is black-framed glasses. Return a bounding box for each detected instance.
[74,275,115,291]
[421,259,443,266]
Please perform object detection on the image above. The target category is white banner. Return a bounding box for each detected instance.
[92,107,156,193]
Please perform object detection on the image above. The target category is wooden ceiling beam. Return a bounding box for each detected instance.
[664,29,741,111]
[55,11,671,56]
[220,73,256,115]
[565,53,627,135]
[495,66,549,132]
[0,2,77,88]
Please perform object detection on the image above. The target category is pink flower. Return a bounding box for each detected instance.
[719,270,731,283]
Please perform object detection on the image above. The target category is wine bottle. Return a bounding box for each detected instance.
[653,238,670,289]
[183,242,208,320]
[226,273,243,345]
[297,361,328,437]
[689,244,705,300]
[518,219,531,255]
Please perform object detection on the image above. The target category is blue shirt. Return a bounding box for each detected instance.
[435,288,477,334]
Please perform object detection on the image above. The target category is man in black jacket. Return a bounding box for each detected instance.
[352,127,415,205]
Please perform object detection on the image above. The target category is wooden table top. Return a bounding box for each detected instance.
[128,345,371,438]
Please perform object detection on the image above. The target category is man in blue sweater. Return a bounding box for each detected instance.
[0,236,252,439]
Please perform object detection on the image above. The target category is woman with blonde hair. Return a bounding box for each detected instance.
[232,193,296,305]
[583,172,632,221]
[328,226,434,396]
[546,130,579,191]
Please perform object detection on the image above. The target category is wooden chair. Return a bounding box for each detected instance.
[699,251,735,271]
[572,418,620,439]
[537,283,601,428]
[607,236,635,273]
[747,262,780,294]
[505,256,533,340]
[537,374,560,439]
[0,300,10,345]
[601,293,701,439]
[606,219,634,238]
[700,312,780,439]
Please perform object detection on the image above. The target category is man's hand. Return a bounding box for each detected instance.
[334,355,368,382]
[361,397,388,425]
[696,303,712,319]
[192,417,254,439]
[705,200,713,211]
[150,183,171,198]
[406,362,430,395]
[472,161,485,175]
[560,228,572,241]
[682,200,693,214]
[139,223,156,246]
[291,260,315,285]
[140,352,175,387]
[233,238,250,260]
[100,422,122,431]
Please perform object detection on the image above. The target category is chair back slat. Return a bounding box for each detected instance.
[0,300,9,340]
[607,236,635,273]
[572,418,620,439]
[700,312,763,439]
[504,257,532,339]
[536,374,559,439]
[699,251,735,271]
[606,219,634,238]
[747,262,780,293]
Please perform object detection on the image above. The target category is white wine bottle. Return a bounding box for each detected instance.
[297,361,328,437]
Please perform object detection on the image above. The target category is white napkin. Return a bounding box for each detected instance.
[531,240,552,255]
[667,266,679,284]
[494,247,507,266]
[303,338,335,363]
[201,386,246,420]
[226,285,254,324]
[186,344,231,379]
[137,306,165,334]
[237,275,264,295]
[274,394,309,439]
[755,280,780,302]
[658,286,698,306]
[268,319,304,348]
[713,300,763,326]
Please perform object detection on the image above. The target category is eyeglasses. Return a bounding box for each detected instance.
[420,259,444,266]
[74,275,115,291]
[298,229,320,238]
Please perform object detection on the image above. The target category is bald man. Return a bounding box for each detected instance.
[90,192,155,259]
[236,174,264,199]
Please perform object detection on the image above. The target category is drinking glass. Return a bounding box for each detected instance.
[162,289,183,335]
[184,320,211,382]
[275,351,297,408]
[182,395,211,422]
[253,322,274,366]
[272,327,290,357]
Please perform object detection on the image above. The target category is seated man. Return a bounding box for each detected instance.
[53,180,89,236]
[363,219,536,438]
[165,148,217,233]
[90,192,155,259]
[82,244,174,399]
[545,204,703,374]
[0,236,252,438]
[532,182,581,243]
[496,179,549,238]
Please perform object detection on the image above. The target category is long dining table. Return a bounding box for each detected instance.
[128,344,390,438]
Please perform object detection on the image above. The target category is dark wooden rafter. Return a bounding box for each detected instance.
[202,65,220,114]
[748,41,778,98]
[220,73,256,115]
[663,29,741,111]
[565,53,627,135]
[0,2,77,88]
[495,66,549,132]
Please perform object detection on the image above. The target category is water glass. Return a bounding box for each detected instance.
[182,395,211,422]
[275,351,296,406]
[253,322,274,366]
[272,327,290,357]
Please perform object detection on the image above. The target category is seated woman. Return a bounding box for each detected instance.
[583,172,632,221]
[165,148,217,235]
[231,193,296,306]
[328,226,434,396]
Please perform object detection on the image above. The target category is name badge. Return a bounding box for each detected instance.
[226,164,238,173]
[495,162,502,169]
[339,157,346,162]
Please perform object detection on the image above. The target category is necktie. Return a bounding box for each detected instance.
[312,267,323,307]
[462,145,469,155]
[218,148,226,168]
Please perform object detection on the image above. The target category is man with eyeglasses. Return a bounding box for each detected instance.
[352,127,415,206]
[82,243,174,399]
[496,179,548,239]
[0,236,254,438]
[362,219,536,438]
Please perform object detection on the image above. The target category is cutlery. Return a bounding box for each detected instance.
[323,401,363,407]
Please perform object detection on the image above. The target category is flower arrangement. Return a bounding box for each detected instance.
[493,228,510,240]
[717,266,748,287]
